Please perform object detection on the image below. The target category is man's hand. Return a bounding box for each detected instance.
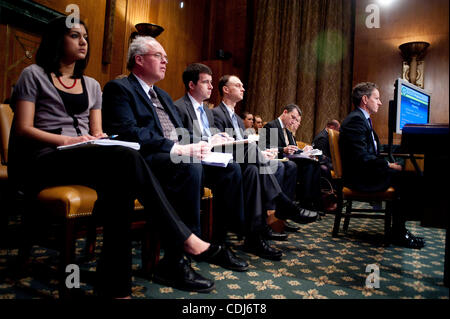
[302,145,313,152]
[174,142,211,160]
[261,149,277,160]
[209,133,234,146]
[388,162,403,171]
[283,145,298,155]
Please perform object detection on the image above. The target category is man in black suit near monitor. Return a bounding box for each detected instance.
[339,82,425,249]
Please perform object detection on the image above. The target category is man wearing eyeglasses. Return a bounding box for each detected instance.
[262,104,323,215]
[102,36,250,292]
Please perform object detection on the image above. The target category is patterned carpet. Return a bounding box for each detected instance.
[0,205,448,300]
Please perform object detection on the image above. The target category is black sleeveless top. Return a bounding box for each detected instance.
[50,75,89,136]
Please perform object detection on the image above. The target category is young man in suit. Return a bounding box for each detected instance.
[339,82,425,249]
[102,37,250,293]
[261,104,323,215]
[175,64,291,261]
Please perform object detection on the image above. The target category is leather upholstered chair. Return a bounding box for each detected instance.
[0,104,156,296]
[328,129,396,245]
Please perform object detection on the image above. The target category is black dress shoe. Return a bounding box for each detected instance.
[262,225,288,241]
[193,245,249,272]
[153,257,215,293]
[243,235,282,261]
[392,229,425,249]
[275,205,318,224]
[284,220,300,232]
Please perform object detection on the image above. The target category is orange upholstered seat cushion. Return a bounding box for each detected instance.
[37,185,98,219]
[342,186,396,201]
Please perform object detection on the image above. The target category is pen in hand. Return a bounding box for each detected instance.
[99,134,118,140]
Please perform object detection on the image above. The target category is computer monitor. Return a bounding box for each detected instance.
[393,78,431,134]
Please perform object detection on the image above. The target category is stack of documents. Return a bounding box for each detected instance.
[57,139,140,151]
[201,152,233,167]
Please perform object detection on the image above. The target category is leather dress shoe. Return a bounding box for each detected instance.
[262,225,288,241]
[243,235,282,261]
[193,244,249,272]
[275,205,318,224]
[284,220,300,232]
[153,256,215,293]
[392,229,425,249]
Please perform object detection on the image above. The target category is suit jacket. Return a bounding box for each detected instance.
[174,94,216,142]
[211,102,247,140]
[312,128,331,158]
[261,118,296,159]
[339,108,391,192]
[102,73,188,163]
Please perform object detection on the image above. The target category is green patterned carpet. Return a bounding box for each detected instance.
[0,207,448,300]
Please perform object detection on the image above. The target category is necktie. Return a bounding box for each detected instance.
[198,105,211,137]
[148,88,178,143]
[232,113,244,140]
[368,117,377,153]
[283,128,290,146]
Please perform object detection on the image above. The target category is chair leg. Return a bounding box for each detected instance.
[332,202,343,237]
[384,201,393,247]
[57,218,77,299]
[140,226,160,278]
[343,200,352,232]
[200,196,213,242]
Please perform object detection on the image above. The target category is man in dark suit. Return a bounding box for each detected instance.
[175,64,291,261]
[261,104,323,214]
[339,82,425,248]
[312,119,340,160]
[211,75,318,240]
[102,36,250,292]
[312,119,341,188]
[165,63,251,266]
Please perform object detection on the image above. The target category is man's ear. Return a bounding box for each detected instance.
[188,81,196,91]
[135,55,144,67]
[361,95,369,105]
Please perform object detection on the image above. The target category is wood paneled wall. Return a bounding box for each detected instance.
[0,0,217,102]
[353,0,449,144]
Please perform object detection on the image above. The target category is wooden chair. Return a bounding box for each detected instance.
[327,129,396,245]
[296,141,310,149]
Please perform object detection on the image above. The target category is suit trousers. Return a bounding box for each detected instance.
[27,145,192,298]
[145,152,203,238]
[203,162,245,241]
[291,158,322,210]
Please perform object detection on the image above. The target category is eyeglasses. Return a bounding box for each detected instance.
[142,52,169,63]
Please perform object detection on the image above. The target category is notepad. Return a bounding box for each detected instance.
[201,152,233,167]
[57,139,141,151]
